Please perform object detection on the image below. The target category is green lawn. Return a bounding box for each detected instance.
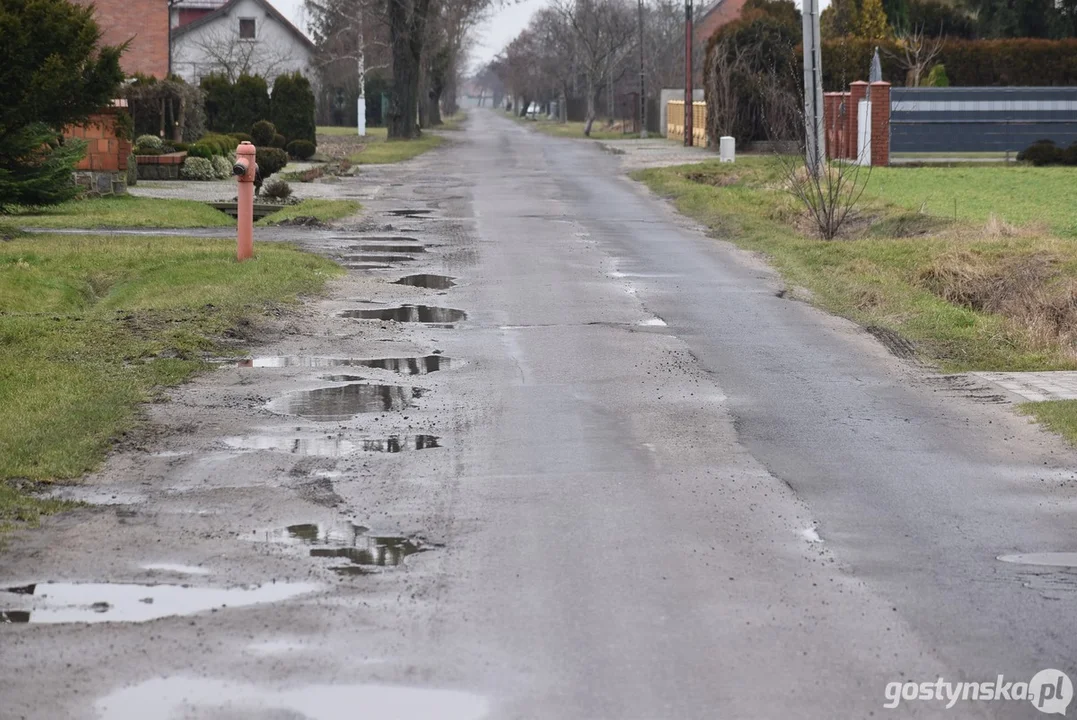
[316,125,359,136]
[258,199,361,226]
[11,196,234,229]
[635,156,1077,373]
[0,232,342,532]
[346,127,445,164]
[438,112,468,131]
[863,165,1077,236]
[509,112,642,140]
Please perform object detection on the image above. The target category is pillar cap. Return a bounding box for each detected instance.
[850,80,869,86]
[869,81,892,87]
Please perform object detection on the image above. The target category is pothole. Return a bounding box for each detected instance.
[238,356,450,374]
[387,209,434,218]
[255,522,430,570]
[346,235,421,243]
[998,552,1077,568]
[344,263,391,270]
[360,435,441,452]
[347,355,450,374]
[222,435,357,456]
[394,274,456,290]
[341,305,466,325]
[0,581,317,624]
[95,677,490,720]
[349,244,425,254]
[341,254,417,264]
[235,357,367,368]
[267,384,416,421]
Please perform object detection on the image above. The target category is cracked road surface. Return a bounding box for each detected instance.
[3,111,1077,719]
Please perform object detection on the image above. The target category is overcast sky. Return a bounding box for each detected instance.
[268,0,826,74]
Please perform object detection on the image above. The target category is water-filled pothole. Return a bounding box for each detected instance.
[351,355,450,374]
[341,254,417,264]
[387,209,434,218]
[0,581,316,624]
[341,305,466,325]
[360,435,441,452]
[347,235,421,244]
[257,522,428,569]
[394,274,456,290]
[349,244,425,254]
[222,436,356,456]
[235,357,364,368]
[267,384,415,421]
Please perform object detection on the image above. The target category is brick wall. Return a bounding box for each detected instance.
[73,0,168,77]
[64,103,133,195]
[869,82,891,167]
[695,0,749,46]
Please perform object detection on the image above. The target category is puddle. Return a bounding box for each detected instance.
[998,552,1077,568]
[346,235,421,244]
[344,263,391,270]
[267,384,414,421]
[322,374,365,382]
[0,581,317,624]
[95,677,490,720]
[341,305,466,325]
[236,357,365,368]
[356,355,450,374]
[394,274,456,290]
[350,244,425,254]
[141,563,211,576]
[341,254,417,263]
[223,435,357,456]
[360,435,441,452]
[256,522,428,568]
[387,209,434,217]
[638,318,667,327]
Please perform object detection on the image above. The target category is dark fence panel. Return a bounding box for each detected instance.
[891,87,1077,153]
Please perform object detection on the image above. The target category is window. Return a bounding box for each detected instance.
[239,17,255,39]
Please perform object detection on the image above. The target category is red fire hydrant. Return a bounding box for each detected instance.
[232,141,257,261]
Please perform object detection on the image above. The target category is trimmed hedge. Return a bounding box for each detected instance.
[180,156,216,180]
[256,146,288,180]
[211,155,233,179]
[271,71,317,147]
[1017,140,1077,166]
[251,120,276,146]
[201,72,271,134]
[271,133,287,149]
[286,139,315,160]
[818,38,1077,90]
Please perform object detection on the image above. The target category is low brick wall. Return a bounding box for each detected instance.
[136,152,188,180]
[65,101,132,195]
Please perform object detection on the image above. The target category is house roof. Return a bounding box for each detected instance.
[172,0,316,51]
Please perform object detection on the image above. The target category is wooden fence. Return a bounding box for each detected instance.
[666,100,707,145]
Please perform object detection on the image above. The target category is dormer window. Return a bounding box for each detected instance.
[239,17,255,39]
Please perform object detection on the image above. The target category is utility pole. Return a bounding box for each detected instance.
[801,0,825,175]
[684,0,693,146]
[638,0,647,138]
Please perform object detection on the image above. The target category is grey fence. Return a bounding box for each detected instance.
[890,87,1077,153]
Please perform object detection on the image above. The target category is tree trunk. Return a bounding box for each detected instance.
[387,0,431,139]
[583,75,596,136]
[429,88,443,126]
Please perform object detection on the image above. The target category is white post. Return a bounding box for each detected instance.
[857,100,872,166]
[355,7,367,137]
[801,0,825,175]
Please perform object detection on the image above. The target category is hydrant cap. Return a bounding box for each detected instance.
[236,141,256,158]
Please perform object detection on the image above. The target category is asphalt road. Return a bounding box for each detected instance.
[2,110,1076,719]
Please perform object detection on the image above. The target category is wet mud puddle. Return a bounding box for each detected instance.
[267,384,418,421]
[341,305,466,326]
[349,244,426,254]
[255,522,429,573]
[239,355,450,374]
[394,274,456,290]
[223,434,440,455]
[0,581,316,624]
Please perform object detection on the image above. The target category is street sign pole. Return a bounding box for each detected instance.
[639,0,647,138]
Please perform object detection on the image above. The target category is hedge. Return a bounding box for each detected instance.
[817,38,1077,90]
[201,73,271,134]
[271,71,317,147]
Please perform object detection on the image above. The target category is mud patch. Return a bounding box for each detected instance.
[222,435,357,456]
[394,274,456,290]
[387,209,434,218]
[267,384,414,420]
[360,435,441,452]
[0,581,316,624]
[344,235,421,244]
[866,325,917,359]
[341,305,466,325]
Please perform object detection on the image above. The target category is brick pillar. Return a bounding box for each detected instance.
[848,81,868,161]
[823,93,839,159]
[869,81,891,167]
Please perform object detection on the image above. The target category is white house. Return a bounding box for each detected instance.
[170,0,316,85]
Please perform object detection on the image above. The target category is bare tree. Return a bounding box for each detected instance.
[705,35,745,141]
[550,0,636,135]
[174,26,298,82]
[890,24,944,87]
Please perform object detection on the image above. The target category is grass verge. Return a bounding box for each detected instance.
[1019,401,1077,444]
[634,156,1077,373]
[508,112,642,140]
[10,196,235,229]
[0,233,342,532]
[258,199,361,226]
[345,127,445,164]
